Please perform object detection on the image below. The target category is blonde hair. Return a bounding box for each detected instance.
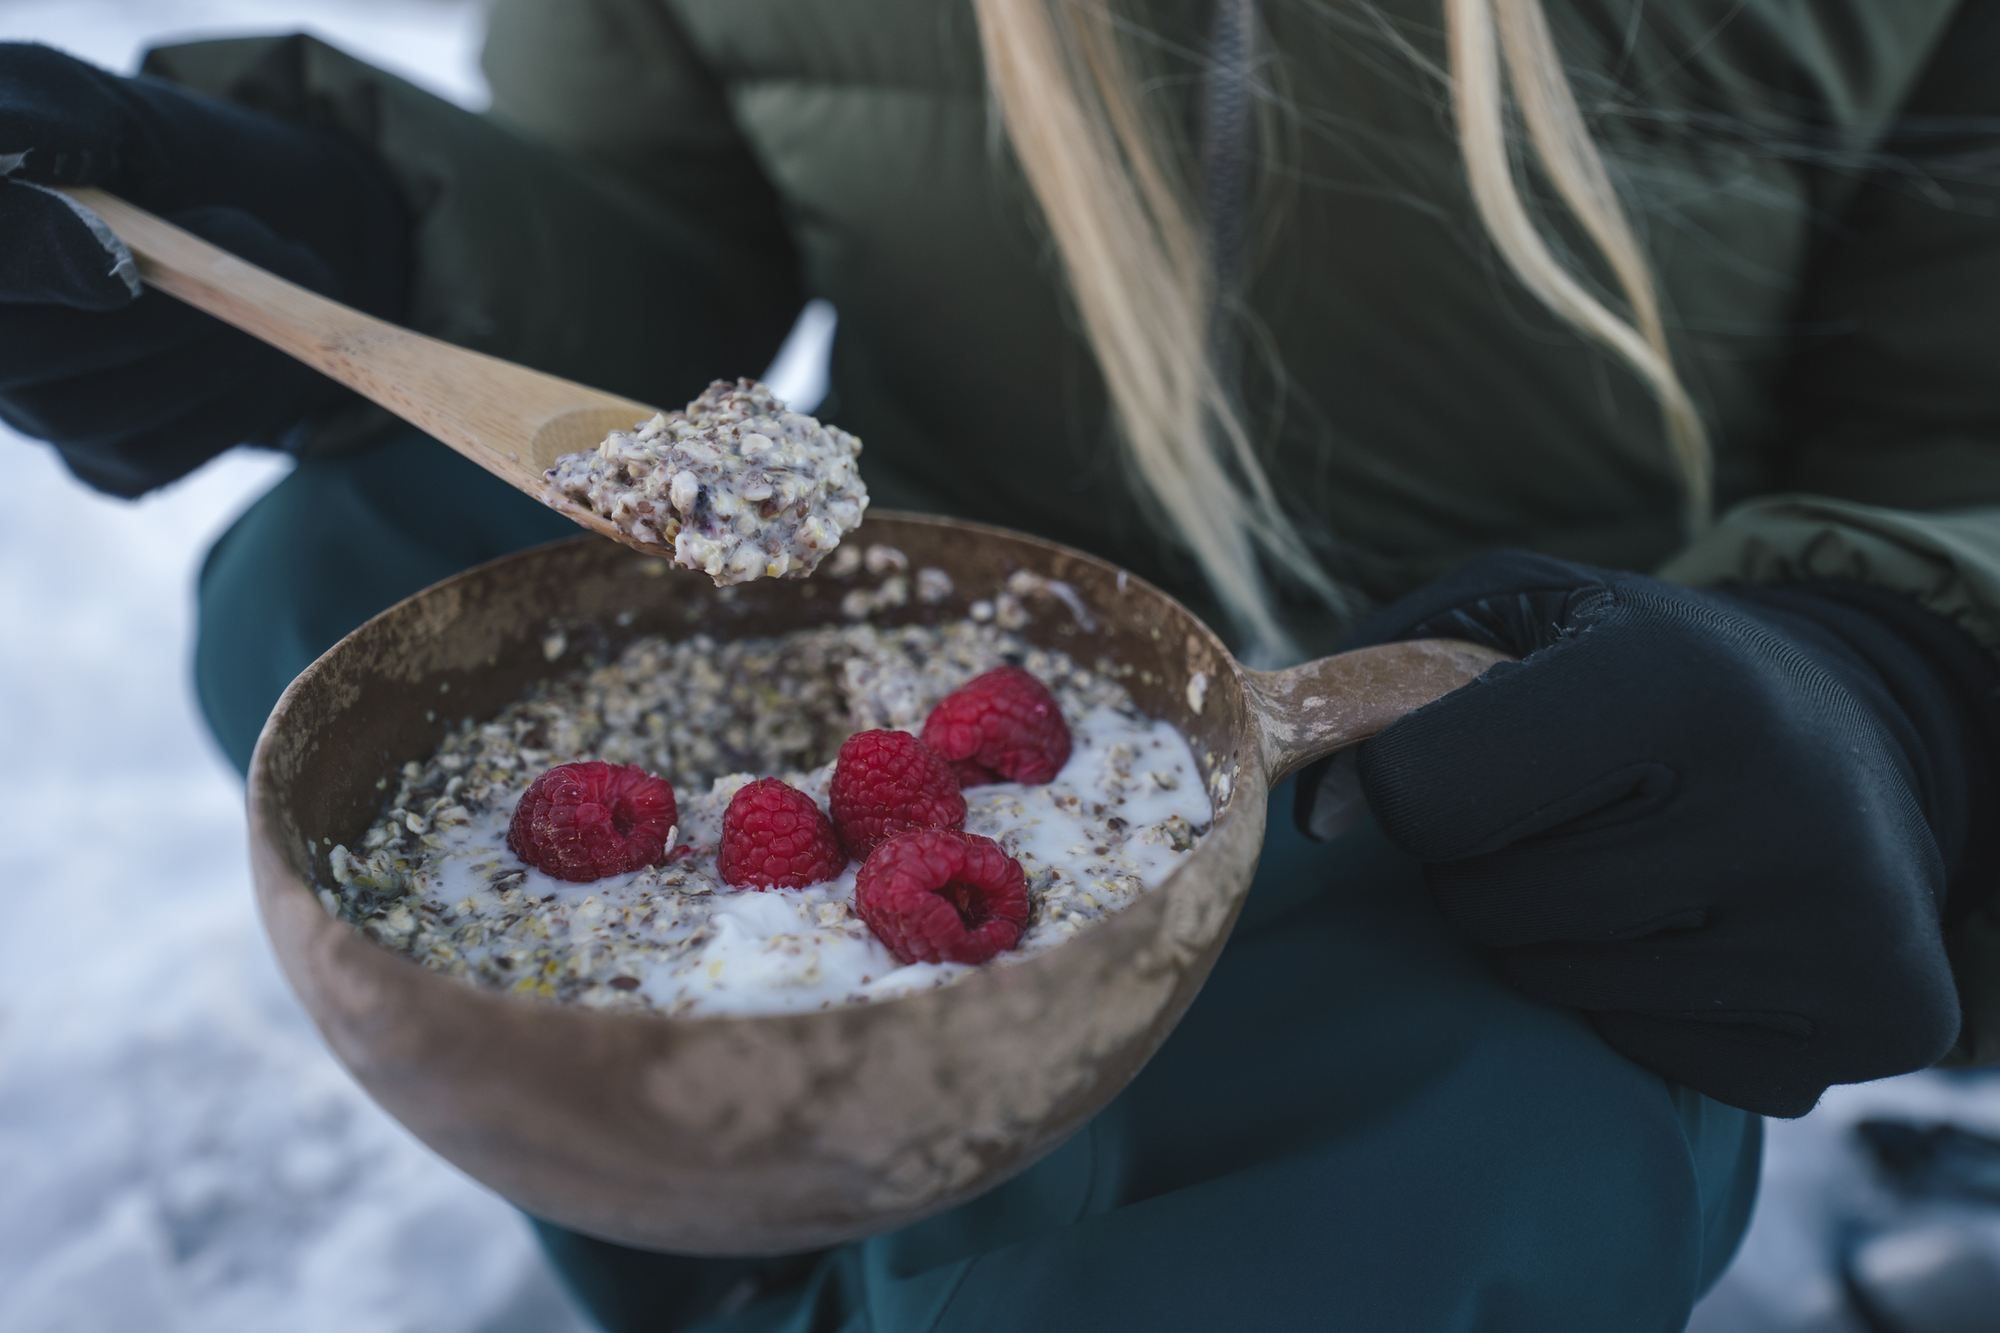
[971,0,1711,659]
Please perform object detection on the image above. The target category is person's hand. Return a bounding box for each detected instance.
[0,43,408,495]
[1297,552,2000,1116]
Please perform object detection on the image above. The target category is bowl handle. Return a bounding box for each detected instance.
[1243,639,1511,783]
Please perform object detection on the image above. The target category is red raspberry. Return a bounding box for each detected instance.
[718,778,849,889]
[919,666,1072,786]
[854,829,1029,965]
[828,729,967,858]
[508,761,679,882]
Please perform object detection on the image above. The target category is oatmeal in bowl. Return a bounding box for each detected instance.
[324,620,1214,1019]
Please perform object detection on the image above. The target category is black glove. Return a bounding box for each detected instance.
[0,43,408,496]
[1296,552,2000,1117]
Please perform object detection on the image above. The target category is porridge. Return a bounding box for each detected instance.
[323,621,1213,1018]
[544,378,867,584]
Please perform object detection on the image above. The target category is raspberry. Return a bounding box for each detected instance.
[507,761,679,882]
[919,666,1072,786]
[718,778,849,889]
[828,730,967,857]
[854,829,1029,965]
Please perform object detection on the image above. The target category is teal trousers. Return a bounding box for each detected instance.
[197,430,1760,1332]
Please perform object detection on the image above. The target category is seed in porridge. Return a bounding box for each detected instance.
[922,665,1073,786]
[1159,815,1202,853]
[993,594,1029,630]
[854,829,1029,966]
[828,729,967,857]
[864,543,908,575]
[717,778,849,890]
[507,761,680,882]
[543,378,867,585]
[915,568,954,604]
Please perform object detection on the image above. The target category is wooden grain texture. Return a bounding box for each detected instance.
[1246,640,1511,781]
[61,187,660,547]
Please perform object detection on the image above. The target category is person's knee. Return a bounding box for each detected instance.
[1116,805,1761,1329]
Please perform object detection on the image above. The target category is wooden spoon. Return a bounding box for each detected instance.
[61,187,665,555]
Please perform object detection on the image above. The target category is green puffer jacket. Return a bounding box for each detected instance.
[145,0,2000,1057]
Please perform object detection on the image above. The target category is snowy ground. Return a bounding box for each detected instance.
[0,435,597,1333]
[0,4,590,1331]
[3,2,1999,1331]
[0,0,492,104]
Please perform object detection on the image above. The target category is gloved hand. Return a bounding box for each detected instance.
[0,43,409,496]
[1296,552,2000,1117]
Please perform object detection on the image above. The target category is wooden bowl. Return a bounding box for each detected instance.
[247,513,1498,1254]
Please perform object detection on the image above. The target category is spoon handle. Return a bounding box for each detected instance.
[60,188,655,509]
[1244,639,1512,782]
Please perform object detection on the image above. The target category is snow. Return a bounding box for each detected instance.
[0,3,587,1330]
[2,2,1996,1331]
[762,298,836,415]
[0,440,594,1333]
[0,0,492,107]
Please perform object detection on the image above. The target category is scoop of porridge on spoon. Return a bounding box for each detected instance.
[59,188,867,585]
[545,378,866,584]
